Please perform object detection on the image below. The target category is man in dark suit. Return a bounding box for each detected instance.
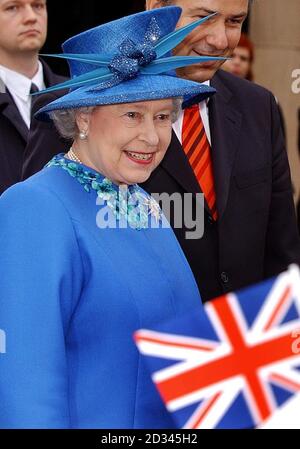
[22,0,300,303]
[142,0,300,301]
[0,0,65,194]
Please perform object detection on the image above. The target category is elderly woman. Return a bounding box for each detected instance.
[0,7,217,428]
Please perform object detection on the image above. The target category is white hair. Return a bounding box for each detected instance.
[50,98,183,140]
[50,107,95,141]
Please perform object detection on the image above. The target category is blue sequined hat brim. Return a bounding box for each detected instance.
[35,74,215,121]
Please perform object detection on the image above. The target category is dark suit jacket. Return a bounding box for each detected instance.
[141,70,300,301]
[21,70,300,302]
[0,60,65,194]
[21,90,69,180]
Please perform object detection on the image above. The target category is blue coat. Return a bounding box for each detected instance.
[0,156,202,428]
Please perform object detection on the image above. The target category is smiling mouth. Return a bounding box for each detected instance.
[21,30,40,36]
[125,151,154,164]
[194,50,224,58]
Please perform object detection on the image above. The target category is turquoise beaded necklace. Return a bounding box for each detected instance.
[46,154,162,230]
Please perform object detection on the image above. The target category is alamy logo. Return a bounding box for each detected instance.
[0,329,6,354]
[291,69,300,94]
[0,78,6,94]
[95,186,205,239]
[292,329,300,354]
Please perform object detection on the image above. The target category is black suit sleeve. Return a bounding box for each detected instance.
[21,93,69,180]
[264,93,300,275]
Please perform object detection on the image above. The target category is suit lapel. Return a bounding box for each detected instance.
[161,131,202,195]
[41,59,67,87]
[0,91,28,142]
[29,60,68,116]
[210,72,243,219]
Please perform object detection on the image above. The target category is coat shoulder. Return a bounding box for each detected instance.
[40,58,68,86]
[0,166,70,214]
[213,69,273,103]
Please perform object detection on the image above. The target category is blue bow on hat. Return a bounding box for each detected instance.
[35,7,225,120]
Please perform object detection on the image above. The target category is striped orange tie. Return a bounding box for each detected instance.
[182,104,218,220]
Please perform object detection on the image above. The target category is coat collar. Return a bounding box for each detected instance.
[0,90,28,141]
[40,59,66,87]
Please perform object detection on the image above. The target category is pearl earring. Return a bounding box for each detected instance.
[79,130,88,140]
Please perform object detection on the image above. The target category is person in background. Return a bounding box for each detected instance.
[0,0,65,194]
[222,32,254,80]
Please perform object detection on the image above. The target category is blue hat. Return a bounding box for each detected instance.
[35,7,223,120]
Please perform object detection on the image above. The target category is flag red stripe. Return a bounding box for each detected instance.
[263,286,291,331]
[190,392,222,429]
[157,333,296,407]
[136,335,214,352]
[269,373,300,392]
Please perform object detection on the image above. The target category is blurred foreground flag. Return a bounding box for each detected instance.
[135,265,300,429]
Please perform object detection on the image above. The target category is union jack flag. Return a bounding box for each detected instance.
[135,265,300,429]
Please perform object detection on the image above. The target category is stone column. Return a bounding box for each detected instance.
[249,0,300,199]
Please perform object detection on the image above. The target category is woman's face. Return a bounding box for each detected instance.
[75,99,175,185]
[222,46,251,79]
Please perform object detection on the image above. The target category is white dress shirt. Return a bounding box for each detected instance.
[172,80,212,146]
[0,61,45,128]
